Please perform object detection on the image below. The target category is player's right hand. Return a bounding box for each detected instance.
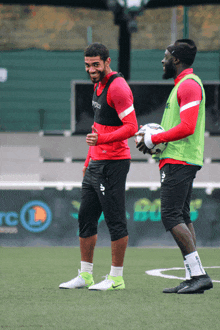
[86,125,98,146]
[82,166,87,177]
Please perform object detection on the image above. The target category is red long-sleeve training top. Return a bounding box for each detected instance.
[84,72,138,167]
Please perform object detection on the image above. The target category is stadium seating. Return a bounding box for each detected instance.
[0,145,40,182]
[0,133,219,189]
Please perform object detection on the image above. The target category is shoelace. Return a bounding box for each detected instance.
[102,274,109,281]
[102,274,114,283]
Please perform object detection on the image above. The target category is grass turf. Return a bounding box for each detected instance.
[1,247,220,330]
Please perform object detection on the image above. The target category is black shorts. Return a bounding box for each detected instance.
[160,164,201,231]
[78,159,130,241]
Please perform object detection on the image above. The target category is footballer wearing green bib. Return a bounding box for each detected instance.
[136,39,213,294]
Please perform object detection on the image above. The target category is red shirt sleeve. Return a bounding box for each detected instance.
[152,79,202,145]
[96,77,138,144]
[84,147,91,167]
[107,77,134,113]
[96,111,138,144]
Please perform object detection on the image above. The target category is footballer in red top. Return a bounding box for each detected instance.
[84,65,138,167]
[58,43,138,292]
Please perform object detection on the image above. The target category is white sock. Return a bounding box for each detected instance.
[81,261,93,274]
[184,259,191,279]
[110,266,123,277]
[185,251,206,277]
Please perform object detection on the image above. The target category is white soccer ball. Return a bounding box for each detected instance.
[136,123,168,154]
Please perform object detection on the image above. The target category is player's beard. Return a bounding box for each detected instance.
[162,59,177,80]
[88,69,106,84]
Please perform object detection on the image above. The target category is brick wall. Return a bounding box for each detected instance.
[0,4,220,51]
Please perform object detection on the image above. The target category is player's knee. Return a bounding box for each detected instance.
[79,221,98,238]
[161,213,184,232]
[79,227,97,238]
[108,222,128,241]
[110,231,128,241]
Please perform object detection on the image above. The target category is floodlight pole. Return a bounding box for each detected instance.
[183,6,189,38]
[108,0,142,81]
[118,20,131,81]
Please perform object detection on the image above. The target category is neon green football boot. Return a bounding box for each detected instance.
[89,274,125,291]
[59,270,94,289]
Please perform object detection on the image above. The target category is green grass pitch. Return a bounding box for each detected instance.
[1,247,220,330]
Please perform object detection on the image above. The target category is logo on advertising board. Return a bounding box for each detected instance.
[133,198,202,222]
[20,201,52,233]
[0,200,52,233]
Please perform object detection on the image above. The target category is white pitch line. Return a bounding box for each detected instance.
[145,266,220,283]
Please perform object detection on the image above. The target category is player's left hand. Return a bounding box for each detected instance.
[135,126,154,154]
[143,127,154,149]
[86,125,98,146]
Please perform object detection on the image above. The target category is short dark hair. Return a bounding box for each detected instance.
[84,43,109,62]
[167,39,197,67]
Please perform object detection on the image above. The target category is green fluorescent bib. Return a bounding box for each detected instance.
[160,74,205,166]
